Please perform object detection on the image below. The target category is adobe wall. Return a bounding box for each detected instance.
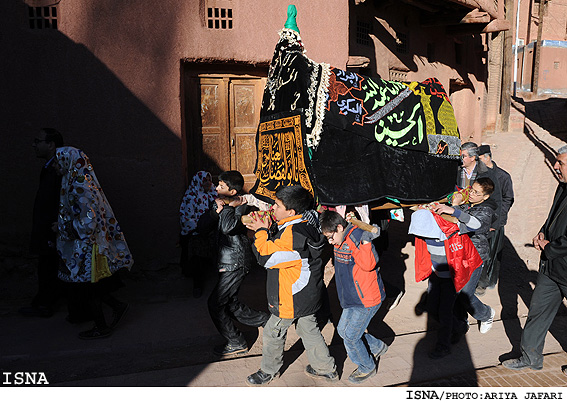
[0,0,348,269]
[350,1,488,144]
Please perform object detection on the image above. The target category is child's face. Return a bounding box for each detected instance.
[468,183,489,204]
[272,197,295,222]
[323,224,345,246]
[216,180,236,197]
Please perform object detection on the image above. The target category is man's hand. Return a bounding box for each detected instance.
[433,204,455,216]
[533,232,547,251]
[244,213,270,232]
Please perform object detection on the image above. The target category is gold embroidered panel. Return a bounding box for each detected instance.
[250,113,314,203]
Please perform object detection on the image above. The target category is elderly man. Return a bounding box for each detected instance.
[503,146,567,371]
[476,144,514,295]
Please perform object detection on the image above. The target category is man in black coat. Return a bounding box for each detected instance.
[19,128,64,317]
[476,144,514,294]
[456,142,503,227]
[503,146,567,371]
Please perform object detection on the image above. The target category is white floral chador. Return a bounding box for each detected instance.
[179,171,217,235]
[56,147,133,283]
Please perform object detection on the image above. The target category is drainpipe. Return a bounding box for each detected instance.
[532,0,545,95]
[514,0,521,96]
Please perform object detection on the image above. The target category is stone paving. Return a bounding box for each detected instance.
[2,97,567,393]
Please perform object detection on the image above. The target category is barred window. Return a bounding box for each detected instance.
[207,7,233,29]
[396,32,408,54]
[28,4,58,29]
[356,20,372,47]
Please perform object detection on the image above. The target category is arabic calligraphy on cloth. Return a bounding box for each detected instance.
[250,111,314,203]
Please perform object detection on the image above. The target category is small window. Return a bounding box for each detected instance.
[356,20,372,47]
[28,4,58,29]
[389,69,407,82]
[207,7,233,30]
[396,32,408,54]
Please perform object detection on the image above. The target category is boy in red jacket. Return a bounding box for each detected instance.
[320,210,388,384]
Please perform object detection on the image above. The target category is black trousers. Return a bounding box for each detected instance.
[207,267,270,345]
[427,273,458,350]
[32,251,63,309]
[521,271,567,368]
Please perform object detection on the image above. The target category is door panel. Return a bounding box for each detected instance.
[200,78,230,176]
[186,74,264,191]
[230,79,264,190]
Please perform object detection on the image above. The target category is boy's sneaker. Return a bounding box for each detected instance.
[372,342,389,360]
[348,367,377,384]
[304,365,339,383]
[213,342,248,357]
[246,369,279,386]
[388,291,405,311]
[479,307,495,334]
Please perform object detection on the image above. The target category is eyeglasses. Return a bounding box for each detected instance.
[33,138,47,144]
[325,232,335,242]
[469,188,484,197]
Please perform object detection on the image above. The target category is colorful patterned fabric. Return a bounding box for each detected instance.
[56,147,133,283]
[179,171,217,235]
[254,28,461,206]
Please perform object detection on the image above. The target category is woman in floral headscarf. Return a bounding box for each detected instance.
[179,171,217,297]
[55,146,133,339]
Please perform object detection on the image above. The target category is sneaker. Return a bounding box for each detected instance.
[388,291,405,311]
[502,357,542,371]
[348,367,376,384]
[479,307,495,334]
[304,364,339,383]
[110,303,129,329]
[246,369,279,386]
[372,342,389,360]
[213,342,248,357]
[78,326,112,340]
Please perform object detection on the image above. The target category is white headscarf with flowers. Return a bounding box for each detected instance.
[179,171,217,235]
[56,146,133,283]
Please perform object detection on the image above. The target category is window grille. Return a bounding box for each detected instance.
[389,69,407,82]
[396,32,408,54]
[28,5,58,29]
[356,20,372,47]
[207,7,233,29]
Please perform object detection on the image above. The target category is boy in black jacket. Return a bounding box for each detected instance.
[207,170,270,357]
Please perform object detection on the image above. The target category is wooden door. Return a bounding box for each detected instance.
[189,75,264,191]
[229,78,264,190]
[198,77,231,177]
